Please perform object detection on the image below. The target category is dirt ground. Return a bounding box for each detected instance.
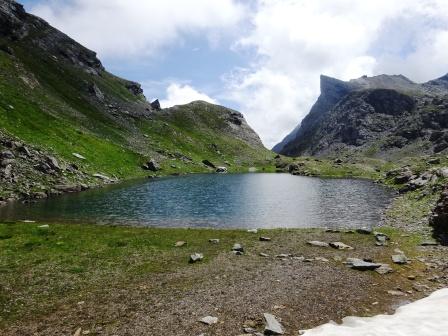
[3,229,447,336]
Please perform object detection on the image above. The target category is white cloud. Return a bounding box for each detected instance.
[30,0,246,59]
[160,83,218,108]
[225,0,448,147]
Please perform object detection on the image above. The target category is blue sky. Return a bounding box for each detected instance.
[21,0,448,147]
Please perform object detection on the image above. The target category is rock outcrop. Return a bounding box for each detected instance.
[430,185,448,244]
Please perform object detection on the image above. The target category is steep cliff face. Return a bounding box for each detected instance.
[0,0,271,202]
[277,73,448,158]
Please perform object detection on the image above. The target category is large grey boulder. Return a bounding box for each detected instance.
[143,159,160,172]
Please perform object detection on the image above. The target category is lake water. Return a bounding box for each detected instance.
[0,173,393,229]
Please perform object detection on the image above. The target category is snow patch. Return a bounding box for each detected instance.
[302,288,448,336]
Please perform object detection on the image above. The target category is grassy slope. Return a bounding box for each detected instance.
[0,37,274,183]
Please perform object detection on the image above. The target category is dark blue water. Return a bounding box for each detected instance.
[0,174,393,228]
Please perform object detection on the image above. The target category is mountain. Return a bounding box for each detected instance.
[276,73,448,158]
[272,123,301,153]
[0,0,272,202]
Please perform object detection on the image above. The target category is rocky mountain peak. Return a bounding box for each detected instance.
[319,75,353,98]
[0,0,104,75]
[0,0,27,38]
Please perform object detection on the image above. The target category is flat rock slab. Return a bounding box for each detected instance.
[392,254,408,264]
[330,242,354,250]
[375,264,394,275]
[307,241,329,247]
[264,313,284,335]
[199,316,218,325]
[347,258,382,271]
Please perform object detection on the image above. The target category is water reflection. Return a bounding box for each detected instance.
[0,174,393,228]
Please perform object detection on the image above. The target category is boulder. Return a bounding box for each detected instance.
[208,239,220,244]
[392,254,408,264]
[216,166,228,173]
[259,237,271,241]
[174,241,186,247]
[150,99,161,111]
[202,159,216,169]
[356,227,372,235]
[428,157,441,164]
[189,253,203,263]
[46,156,61,171]
[232,243,244,253]
[143,159,160,172]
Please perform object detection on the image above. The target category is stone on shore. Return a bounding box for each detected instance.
[392,254,408,264]
[356,228,372,235]
[263,313,284,335]
[189,253,203,263]
[199,316,218,325]
[259,237,271,241]
[346,258,381,271]
[232,243,244,252]
[329,241,354,250]
[307,240,329,247]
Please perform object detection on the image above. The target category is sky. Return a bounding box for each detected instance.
[21,0,448,148]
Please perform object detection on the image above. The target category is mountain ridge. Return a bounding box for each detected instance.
[276,72,448,158]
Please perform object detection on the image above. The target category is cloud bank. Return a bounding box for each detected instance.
[31,0,246,58]
[160,84,218,108]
